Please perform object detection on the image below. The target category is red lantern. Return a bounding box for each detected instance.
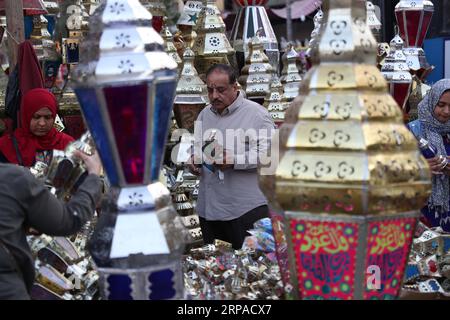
[395,0,434,48]
[395,0,434,79]
[233,0,268,7]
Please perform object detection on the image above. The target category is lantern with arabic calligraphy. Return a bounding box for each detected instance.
[259,0,431,300]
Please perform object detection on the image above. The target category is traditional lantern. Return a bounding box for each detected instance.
[160,20,182,72]
[192,0,235,78]
[176,0,203,52]
[141,0,166,33]
[173,47,208,132]
[381,28,412,117]
[29,15,52,61]
[366,1,381,41]
[230,0,278,73]
[72,0,189,300]
[238,32,274,104]
[260,0,431,300]
[263,75,288,127]
[395,0,434,80]
[280,43,301,103]
[407,76,431,121]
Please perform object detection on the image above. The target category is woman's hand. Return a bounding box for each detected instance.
[74,150,102,176]
[427,156,447,175]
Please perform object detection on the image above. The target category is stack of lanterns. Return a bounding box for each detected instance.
[72,0,189,300]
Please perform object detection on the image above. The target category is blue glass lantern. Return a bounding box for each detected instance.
[72,0,189,300]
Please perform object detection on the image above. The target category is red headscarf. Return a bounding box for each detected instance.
[0,88,74,166]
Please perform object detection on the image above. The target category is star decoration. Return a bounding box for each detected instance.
[188,13,198,24]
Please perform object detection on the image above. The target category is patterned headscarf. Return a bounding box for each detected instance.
[418,79,450,214]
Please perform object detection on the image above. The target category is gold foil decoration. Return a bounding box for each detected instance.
[192,0,235,78]
[280,43,302,103]
[173,47,208,132]
[261,0,431,216]
[238,32,274,103]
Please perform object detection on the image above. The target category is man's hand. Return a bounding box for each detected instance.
[74,150,102,176]
[187,154,202,176]
[427,156,447,175]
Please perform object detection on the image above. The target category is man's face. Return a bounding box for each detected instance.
[29,107,54,136]
[206,70,238,111]
[434,91,450,123]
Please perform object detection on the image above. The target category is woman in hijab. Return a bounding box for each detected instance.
[0,88,74,167]
[408,79,450,232]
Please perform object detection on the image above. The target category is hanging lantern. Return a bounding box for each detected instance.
[260,0,431,300]
[72,0,188,300]
[395,0,434,79]
[230,0,278,73]
[381,28,412,117]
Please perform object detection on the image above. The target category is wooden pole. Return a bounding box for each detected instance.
[5,0,25,69]
[286,0,293,42]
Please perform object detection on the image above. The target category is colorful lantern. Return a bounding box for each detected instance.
[230,0,278,73]
[260,0,431,300]
[72,0,188,300]
[395,0,434,79]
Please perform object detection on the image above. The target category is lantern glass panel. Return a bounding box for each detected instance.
[74,87,120,186]
[148,269,176,300]
[417,11,433,47]
[107,274,133,300]
[151,80,177,181]
[104,84,149,185]
[405,11,422,47]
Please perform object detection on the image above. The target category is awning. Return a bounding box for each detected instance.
[269,0,322,19]
[0,0,48,16]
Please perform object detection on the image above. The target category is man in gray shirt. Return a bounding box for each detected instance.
[190,64,275,249]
